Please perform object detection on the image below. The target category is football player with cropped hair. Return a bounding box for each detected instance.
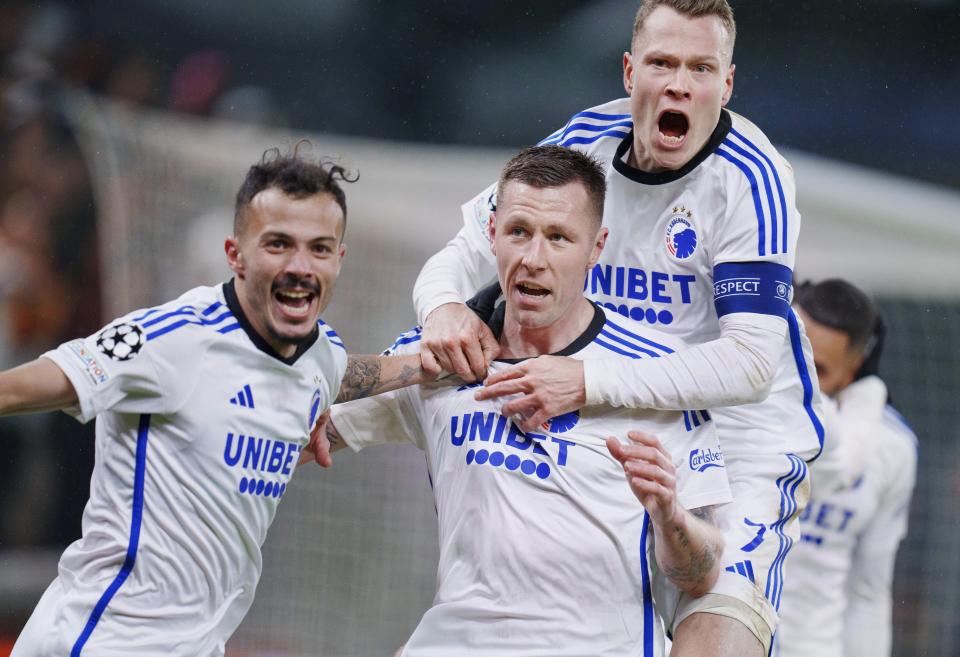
[319,145,732,657]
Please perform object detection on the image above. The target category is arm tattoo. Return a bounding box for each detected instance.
[326,424,340,447]
[661,505,720,586]
[690,505,718,525]
[336,355,421,403]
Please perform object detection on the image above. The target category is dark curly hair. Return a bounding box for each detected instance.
[234,142,358,237]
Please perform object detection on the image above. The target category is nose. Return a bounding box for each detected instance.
[665,67,692,100]
[520,236,548,271]
[285,245,313,277]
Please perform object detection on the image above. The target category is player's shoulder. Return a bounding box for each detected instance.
[311,317,348,371]
[101,284,234,356]
[538,97,632,154]
[866,404,918,487]
[585,305,687,360]
[316,317,346,353]
[716,110,794,179]
[878,405,919,460]
[381,325,423,357]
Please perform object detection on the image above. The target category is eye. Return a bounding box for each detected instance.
[509,226,527,237]
[651,58,669,68]
[266,238,287,250]
[549,233,568,242]
[694,64,711,73]
[312,243,332,255]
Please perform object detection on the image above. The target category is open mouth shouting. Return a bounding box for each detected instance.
[657,110,689,148]
[272,275,321,321]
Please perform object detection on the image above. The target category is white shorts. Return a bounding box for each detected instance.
[654,452,811,653]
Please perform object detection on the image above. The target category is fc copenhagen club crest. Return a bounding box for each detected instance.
[665,206,698,260]
[96,322,145,361]
[541,410,580,434]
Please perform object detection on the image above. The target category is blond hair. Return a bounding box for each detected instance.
[632,0,736,62]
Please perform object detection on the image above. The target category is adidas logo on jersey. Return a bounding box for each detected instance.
[724,560,756,583]
[229,384,255,409]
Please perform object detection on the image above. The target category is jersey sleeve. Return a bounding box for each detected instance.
[666,411,733,511]
[713,129,799,269]
[710,126,799,337]
[42,310,209,422]
[412,183,499,325]
[330,387,424,451]
[583,313,785,410]
[843,430,917,657]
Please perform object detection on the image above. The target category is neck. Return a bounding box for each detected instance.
[499,297,595,359]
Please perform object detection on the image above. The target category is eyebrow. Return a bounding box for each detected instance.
[645,49,721,65]
[260,231,338,243]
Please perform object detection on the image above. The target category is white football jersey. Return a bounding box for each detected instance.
[773,405,917,657]
[15,282,346,657]
[434,97,824,462]
[332,304,732,657]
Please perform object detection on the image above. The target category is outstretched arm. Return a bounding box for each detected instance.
[0,358,78,417]
[607,431,723,597]
[336,353,439,404]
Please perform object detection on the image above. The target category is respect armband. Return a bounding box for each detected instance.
[712,261,793,319]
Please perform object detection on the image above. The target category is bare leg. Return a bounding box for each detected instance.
[669,611,763,657]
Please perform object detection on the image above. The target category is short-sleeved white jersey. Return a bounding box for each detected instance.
[25,281,347,657]
[332,304,731,657]
[439,98,824,462]
[773,405,917,657]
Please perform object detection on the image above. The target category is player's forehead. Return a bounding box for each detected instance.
[632,5,729,62]
[498,181,593,233]
[245,187,343,240]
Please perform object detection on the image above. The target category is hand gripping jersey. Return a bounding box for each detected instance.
[773,405,917,657]
[332,304,732,657]
[13,281,347,657]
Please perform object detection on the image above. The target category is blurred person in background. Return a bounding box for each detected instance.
[772,279,917,657]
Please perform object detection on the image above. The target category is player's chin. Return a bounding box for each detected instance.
[268,310,320,342]
[651,142,693,170]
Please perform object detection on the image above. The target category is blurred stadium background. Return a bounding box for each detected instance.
[0,1,958,656]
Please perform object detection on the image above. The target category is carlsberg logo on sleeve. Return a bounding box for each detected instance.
[689,447,725,472]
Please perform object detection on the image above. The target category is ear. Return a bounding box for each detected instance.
[588,227,609,270]
[225,237,244,277]
[622,52,634,95]
[721,63,735,107]
[335,242,347,274]
[487,213,497,256]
